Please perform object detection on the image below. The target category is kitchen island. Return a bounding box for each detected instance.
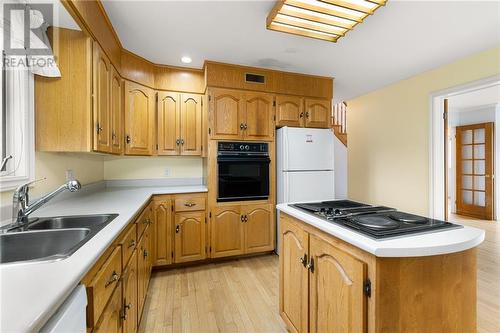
[277,203,485,333]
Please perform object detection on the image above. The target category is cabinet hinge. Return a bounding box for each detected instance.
[208,128,211,135]
[273,100,276,107]
[273,115,276,121]
[156,93,158,102]
[171,251,174,259]
[171,205,174,212]
[208,95,212,101]
[156,144,159,150]
[209,212,212,218]
[364,279,372,298]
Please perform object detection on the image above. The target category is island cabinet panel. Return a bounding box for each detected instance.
[210,88,245,140]
[93,41,112,153]
[94,280,123,333]
[304,98,331,128]
[124,81,155,155]
[153,198,172,266]
[244,204,274,254]
[174,211,206,263]
[309,234,366,333]
[244,92,275,141]
[280,218,309,333]
[211,206,245,258]
[275,95,304,128]
[122,250,138,333]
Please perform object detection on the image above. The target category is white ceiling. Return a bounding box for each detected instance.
[102,0,500,102]
[449,84,500,112]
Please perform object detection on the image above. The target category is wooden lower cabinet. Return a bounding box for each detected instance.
[153,198,172,266]
[309,234,366,333]
[94,281,123,333]
[174,211,206,263]
[122,250,138,333]
[137,225,152,320]
[211,203,274,258]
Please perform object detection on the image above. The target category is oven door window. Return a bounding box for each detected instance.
[217,157,270,202]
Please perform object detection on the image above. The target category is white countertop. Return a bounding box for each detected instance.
[0,185,207,333]
[277,203,485,258]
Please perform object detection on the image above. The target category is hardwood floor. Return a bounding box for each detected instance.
[139,255,287,333]
[140,217,500,333]
[449,214,500,333]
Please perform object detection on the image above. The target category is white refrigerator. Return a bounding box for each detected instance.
[276,127,335,252]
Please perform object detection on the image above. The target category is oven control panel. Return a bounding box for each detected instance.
[218,142,268,153]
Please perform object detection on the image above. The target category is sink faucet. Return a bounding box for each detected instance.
[12,179,82,226]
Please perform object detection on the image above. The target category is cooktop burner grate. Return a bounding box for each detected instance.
[349,215,400,230]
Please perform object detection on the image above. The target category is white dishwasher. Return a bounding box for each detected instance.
[40,285,87,333]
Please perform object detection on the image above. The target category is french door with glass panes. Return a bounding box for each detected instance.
[456,122,494,220]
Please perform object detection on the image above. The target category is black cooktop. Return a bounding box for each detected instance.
[291,200,461,239]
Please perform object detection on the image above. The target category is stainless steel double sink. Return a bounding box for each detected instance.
[0,214,118,264]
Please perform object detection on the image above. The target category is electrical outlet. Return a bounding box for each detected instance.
[65,169,75,181]
[164,168,170,177]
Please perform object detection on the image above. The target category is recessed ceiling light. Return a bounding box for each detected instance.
[181,56,192,64]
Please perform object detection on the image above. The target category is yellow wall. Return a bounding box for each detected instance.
[1,152,104,205]
[103,156,203,180]
[347,46,500,215]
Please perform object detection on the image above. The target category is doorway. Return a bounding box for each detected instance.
[430,75,500,221]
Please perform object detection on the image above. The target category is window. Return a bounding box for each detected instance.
[0,51,35,191]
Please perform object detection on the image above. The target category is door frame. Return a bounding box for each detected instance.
[429,74,500,220]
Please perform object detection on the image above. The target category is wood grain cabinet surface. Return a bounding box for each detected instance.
[92,41,112,153]
[157,92,203,156]
[124,81,155,156]
[209,88,275,141]
[275,94,304,128]
[122,250,138,333]
[94,280,123,333]
[304,98,331,128]
[174,211,206,263]
[153,198,172,266]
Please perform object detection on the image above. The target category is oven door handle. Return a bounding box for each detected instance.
[217,157,271,163]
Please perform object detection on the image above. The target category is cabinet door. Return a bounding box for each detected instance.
[157,91,180,155]
[280,218,309,333]
[304,98,330,128]
[244,204,274,254]
[137,228,148,319]
[180,94,202,155]
[124,81,155,155]
[93,42,112,153]
[122,251,138,333]
[94,281,123,333]
[153,199,172,266]
[309,234,366,333]
[210,88,244,140]
[110,66,123,154]
[174,211,206,263]
[211,206,244,258]
[276,95,304,128]
[244,92,274,141]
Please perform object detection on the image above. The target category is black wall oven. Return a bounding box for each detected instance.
[217,141,270,202]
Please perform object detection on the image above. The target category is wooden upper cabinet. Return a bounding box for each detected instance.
[180,94,202,155]
[244,204,274,254]
[275,95,304,128]
[153,198,172,266]
[244,92,274,141]
[93,42,112,153]
[174,211,206,263]
[280,218,309,333]
[304,98,331,128]
[210,88,244,140]
[124,81,155,155]
[211,206,244,258]
[157,91,180,155]
[309,234,366,333]
[110,67,123,154]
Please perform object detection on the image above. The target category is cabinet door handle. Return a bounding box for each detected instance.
[105,271,119,287]
[96,123,103,134]
[128,239,136,248]
[112,131,116,140]
[175,225,180,233]
[180,139,185,145]
[240,215,244,222]
[306,257,314,273]
[184,202,196,207]
[143,218,151,225]
[176,139,181,146]
[126,135,131,144]
[243,123,248,130]
[244,215,248,222]
[143,249,149,258]
[240,123,245,130]
[305,111,310,118]
[125,303,132,310]
[299,253,308,267]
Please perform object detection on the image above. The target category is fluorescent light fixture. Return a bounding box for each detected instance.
[267,0,385,43]
[181,56,192,64]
